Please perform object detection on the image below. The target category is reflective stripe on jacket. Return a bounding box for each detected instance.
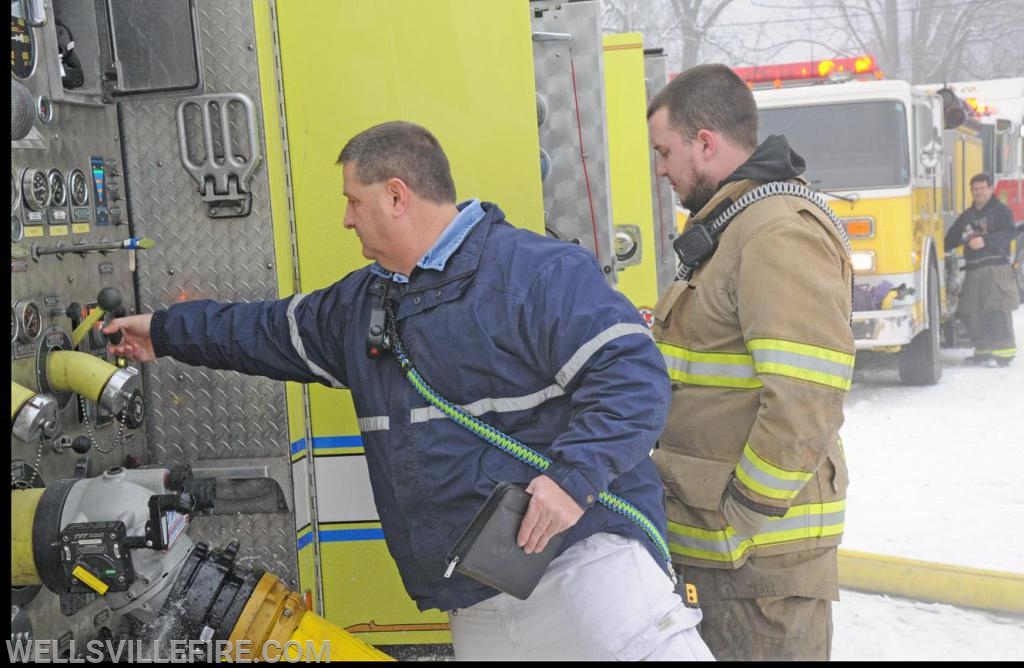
[652,179,854,570]
[151,202,672,611]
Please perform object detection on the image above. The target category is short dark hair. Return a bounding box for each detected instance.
[647,63,758,151]
[970,173,992,187]
[337,121,456,204]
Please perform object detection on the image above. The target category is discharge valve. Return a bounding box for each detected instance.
[11,381,60,444]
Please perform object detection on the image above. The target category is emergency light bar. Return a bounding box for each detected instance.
[732,55,880,87]
[964,97,997,117]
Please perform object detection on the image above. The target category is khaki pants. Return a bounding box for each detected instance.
[681,547,838,661]
[959,264,1019,359]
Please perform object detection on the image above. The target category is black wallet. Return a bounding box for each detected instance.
[444,481,567,600]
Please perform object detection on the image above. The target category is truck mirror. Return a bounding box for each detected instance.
[919,140,941,172]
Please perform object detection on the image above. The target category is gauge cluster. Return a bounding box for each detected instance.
[11,156,125,238]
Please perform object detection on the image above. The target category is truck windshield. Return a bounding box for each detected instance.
[758,100,910,190]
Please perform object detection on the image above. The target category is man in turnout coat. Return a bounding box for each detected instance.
[647,65,854,661]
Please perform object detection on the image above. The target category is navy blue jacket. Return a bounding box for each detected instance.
[944,196,1016,267]
[151,202,672,612]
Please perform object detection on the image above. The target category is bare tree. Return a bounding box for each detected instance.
[821,0,999,83]
[668,0,740,68]
[602,0,1024,83]
[601,0,739,69]
[601,0,682,50]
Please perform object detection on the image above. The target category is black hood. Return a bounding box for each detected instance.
[719,134,805,188]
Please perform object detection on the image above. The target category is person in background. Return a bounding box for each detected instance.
[104,121,713,661]
[646,64,854,660]
[944,172,1018,367]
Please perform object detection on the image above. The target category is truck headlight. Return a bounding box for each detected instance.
[851,250,876,272]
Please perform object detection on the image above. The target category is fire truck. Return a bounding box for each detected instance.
[11,0,673,660]
[735,56,993,385]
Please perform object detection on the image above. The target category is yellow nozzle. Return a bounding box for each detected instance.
[227,572,393,661]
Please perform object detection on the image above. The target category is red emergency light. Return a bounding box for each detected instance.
[732,55,879,87]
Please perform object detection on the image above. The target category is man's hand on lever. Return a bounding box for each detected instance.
[103,314,156,362]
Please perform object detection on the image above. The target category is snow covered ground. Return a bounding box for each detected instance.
[831,307,1024,661]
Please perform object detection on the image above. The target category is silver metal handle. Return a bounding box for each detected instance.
[532,31,572,43]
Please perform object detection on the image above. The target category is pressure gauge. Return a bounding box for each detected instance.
[11,215,24,243]
[21,168,50,211]
[14,300,42,343]
[11,170,20,213]
[48,169,67,207]
[69,169,89,206]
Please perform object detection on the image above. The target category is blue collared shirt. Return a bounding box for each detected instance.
[370,199,485,284]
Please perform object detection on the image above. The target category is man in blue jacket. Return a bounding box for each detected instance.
[104,121,712,661]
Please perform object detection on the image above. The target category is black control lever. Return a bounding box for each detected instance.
[97,287,124,345]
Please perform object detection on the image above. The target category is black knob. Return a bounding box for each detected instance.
[65,302,83,330]
[102,306,128,345]
[71,436,92,454]
[97,287,122,311]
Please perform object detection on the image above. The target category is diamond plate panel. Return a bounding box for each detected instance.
[117,0,296,582]
[532,0,616,281]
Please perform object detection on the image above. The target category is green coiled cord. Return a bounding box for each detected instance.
[391,335,675,583]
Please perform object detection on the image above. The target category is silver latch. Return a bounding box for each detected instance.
[176,93,262,219]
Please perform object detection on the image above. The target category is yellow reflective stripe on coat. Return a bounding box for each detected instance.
[667,500,846,563]
[656,342,763,389]
[736,442,813,501]
[992,348,1016,359]
[746,338,854,391]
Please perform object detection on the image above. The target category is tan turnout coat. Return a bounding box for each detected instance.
[652,177,855,571]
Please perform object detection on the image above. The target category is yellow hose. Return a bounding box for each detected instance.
[11,489,44,586]
[11,382,35,420]
[45,350,117,402]
[838,548,1024,614]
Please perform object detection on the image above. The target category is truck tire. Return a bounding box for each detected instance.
[899,258,942,385]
